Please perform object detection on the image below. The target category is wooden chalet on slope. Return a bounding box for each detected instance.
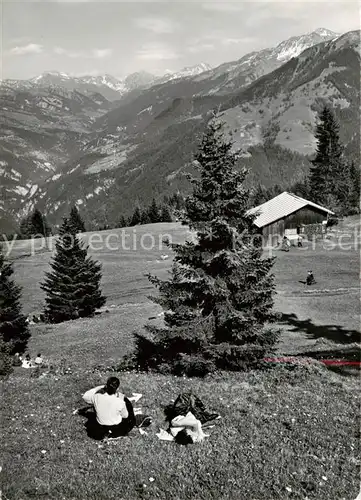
[247,192,334,239]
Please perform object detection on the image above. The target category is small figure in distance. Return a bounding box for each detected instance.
[297,235,303,247]
[306,270,316,286]
[34,353,43,366]
[13,353,22,367]
[22,354,32,369]
[282,235,290,252]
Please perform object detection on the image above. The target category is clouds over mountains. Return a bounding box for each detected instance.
[3,0,359,79]
[10,43,44,55]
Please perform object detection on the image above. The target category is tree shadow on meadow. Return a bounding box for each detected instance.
[279,313,360,345]
[279,313,361,376]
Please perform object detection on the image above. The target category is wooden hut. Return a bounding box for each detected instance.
[247,192,334,241]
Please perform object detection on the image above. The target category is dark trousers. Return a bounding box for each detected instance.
[86,397,136,440]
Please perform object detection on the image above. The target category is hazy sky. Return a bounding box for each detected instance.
[2,1,359,80]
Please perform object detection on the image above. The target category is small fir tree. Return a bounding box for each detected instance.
[19,215,31,239]
[148,198,160,223]
[41,218,106,323]
[31,208,51,237]
[69,205,86,233]
[140,208,151,225]
[0,246,30,354]
[131,121,278,376]
[170,192,185,210]
[160,205,172,222]
[119,215,128,228]
[130,207,141,226]
[252,184,268,206]
[20,208,51,238]
[291,178,310,200]
[348,161,360,213]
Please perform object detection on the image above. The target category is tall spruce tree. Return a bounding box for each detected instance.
[41,218,106,323]
[0,246,30,354]
[132,121,278,376]
[69,205,86,233]
[309,106,346,210]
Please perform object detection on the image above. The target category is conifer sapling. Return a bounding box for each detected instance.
[69,205,86,233]
[41,218,106,323]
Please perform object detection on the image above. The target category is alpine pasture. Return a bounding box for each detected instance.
[2,221,360,500]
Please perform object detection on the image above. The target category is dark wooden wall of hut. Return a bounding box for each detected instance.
[262,219,285,244]
[284,207,326,229]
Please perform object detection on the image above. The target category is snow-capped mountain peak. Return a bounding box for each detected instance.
[79,74,125,92]
[173,63,211,77]
[275,28,339,61]
[157,63,212,83]
[31,71,72,83]
[312,27,338,37]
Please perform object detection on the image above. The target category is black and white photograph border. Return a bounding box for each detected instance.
[1,1,360,499]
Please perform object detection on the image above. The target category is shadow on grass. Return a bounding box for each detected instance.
[299,346,361,377]
[280,313,360,344]
[77,407,103,440]
[280,313,360,376]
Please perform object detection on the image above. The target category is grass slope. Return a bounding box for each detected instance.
[2,367,360,500]
[8,222,360,357]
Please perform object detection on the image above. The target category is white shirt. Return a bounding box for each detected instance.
[82,385,128,426]
[170,412,206,442]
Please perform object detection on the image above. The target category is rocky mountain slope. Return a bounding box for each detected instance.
[1,29,359,232]
[93,29,339,135]
[192,28,339,96]
[219,30,360,155]
[0,83,113,232]
[0,63,213,232]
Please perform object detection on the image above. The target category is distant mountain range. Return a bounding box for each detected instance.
[2,63,214,102]
[1,28,359,233]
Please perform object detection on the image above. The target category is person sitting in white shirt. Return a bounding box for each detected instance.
[34,353,43,365]
[82,377,136,440]
[22,354,32,369]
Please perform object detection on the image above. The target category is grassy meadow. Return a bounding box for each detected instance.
[1,221,360,499]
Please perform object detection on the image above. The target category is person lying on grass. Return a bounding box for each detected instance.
[82,376,136,440]
[170,412,209,444]
[165,393,220,425]
[157,393,220,444]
